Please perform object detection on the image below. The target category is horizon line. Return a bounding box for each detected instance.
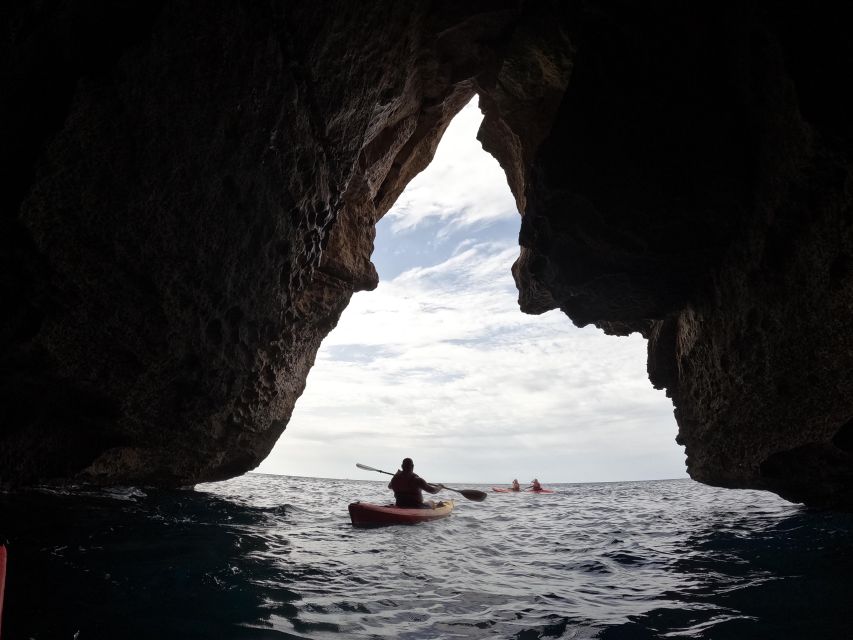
[243,471,691,485]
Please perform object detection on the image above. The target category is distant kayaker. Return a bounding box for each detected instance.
[530,478,542,491]
[388,458,443,508]
[511,479,521,491]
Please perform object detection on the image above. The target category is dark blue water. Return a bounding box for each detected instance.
[1,475,851,639]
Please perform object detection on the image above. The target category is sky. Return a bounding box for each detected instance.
[256,97,686,485]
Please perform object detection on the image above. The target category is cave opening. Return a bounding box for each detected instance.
[257,97,683,484]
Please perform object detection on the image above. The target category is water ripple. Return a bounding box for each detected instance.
[2,476,852,638]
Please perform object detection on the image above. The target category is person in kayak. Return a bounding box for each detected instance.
[388,458,443,508]
[530,478,543,491]
[511,479,521,491]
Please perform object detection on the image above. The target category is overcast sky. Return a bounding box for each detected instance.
[256,98,686,485]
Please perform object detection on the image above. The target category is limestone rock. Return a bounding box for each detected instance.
[0,0,516,486]
[2,1,853,509]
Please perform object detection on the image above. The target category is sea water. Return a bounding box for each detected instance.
[1,474,852,639]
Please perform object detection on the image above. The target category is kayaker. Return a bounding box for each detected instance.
[388,458,443,508]
[530,478,542,491]
[511,479,521,491]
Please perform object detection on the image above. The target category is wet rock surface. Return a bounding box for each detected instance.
[2,1,852,508]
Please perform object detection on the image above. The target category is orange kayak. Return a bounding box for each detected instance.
[348,500,454,527]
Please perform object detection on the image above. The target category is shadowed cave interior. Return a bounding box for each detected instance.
[2,1,853,509]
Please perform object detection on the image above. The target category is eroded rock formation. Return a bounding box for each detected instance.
[2,1,852,508]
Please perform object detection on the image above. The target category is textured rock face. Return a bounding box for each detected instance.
[498,4,853,509]
[1,0,513,486]
[2,2,853,507]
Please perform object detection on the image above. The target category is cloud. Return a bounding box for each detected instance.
[260,238,681,482]
[382,98,517,236]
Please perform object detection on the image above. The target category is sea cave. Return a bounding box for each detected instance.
[2,1,853,509]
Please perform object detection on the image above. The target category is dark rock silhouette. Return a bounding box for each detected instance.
[2,1,852,508]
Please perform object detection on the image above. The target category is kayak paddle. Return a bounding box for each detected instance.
[438,485,487,502]
[355,463,487,502]
[356,462,394,476]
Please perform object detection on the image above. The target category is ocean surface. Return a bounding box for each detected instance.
[1,474,852,639]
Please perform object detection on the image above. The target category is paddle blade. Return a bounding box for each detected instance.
[458,489,487,502]
[356,463,393,476]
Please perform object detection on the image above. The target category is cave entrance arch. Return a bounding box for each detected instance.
[5,2,851,506]
[257,98,683,484]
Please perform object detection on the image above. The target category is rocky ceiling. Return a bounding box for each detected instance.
[2,1,852,509]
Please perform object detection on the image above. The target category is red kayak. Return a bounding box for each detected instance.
[492,487,555,494]
[1,544,6,638]
[348,500,454,527]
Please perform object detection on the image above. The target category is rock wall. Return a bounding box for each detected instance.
[2,1,852,507]
[0,0,516,486]
[493,4,853,509]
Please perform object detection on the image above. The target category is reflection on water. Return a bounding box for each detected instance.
[600,507,853,639]
[1,476,851,639]
[1,489,303,639]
